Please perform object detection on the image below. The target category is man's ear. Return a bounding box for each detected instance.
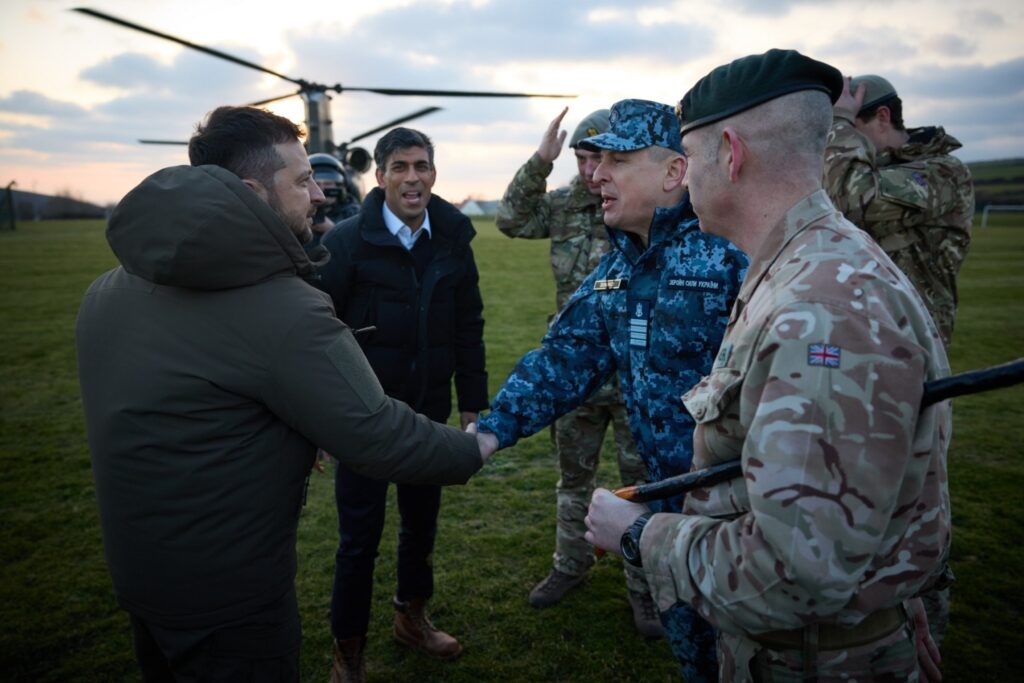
[664,155,687,192]
[375,167,386,188]
[876,105,892,130]
[241,178,269,201]
[722,127,746,183]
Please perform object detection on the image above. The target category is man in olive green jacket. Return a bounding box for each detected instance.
[76,106,488,682]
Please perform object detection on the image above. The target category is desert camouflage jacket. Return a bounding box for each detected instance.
[824,118,974,349]
[639,190,952,649]
[496,153,610,311]
[480,197,747,509]
[496,152,623,405]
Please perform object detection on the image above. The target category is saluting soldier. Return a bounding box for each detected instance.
[824,74,974,350]
[587,50,952,681]
[496,107,657,635]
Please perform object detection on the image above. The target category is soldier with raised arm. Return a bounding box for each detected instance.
[824,74,974,350]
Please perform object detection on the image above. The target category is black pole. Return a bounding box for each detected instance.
[617,358,1024,504]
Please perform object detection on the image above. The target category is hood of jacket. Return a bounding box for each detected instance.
[106,164,317,290]
[885,126,963,164]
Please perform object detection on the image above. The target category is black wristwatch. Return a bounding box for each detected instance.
[620,512,653,567]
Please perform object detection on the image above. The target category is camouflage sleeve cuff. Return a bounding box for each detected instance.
[639,512,715,613]
[832,109,857,125]
[525,151,555,178]
[476,411,520,449]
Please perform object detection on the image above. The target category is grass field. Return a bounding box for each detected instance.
[0,214,1021,681]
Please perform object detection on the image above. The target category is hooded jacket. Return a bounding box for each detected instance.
[76,165,482,629]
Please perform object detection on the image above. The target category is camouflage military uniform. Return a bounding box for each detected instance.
[496,153,646,585]
[638,190,952,681]
[825,118,974,349]
[481,197,748,681]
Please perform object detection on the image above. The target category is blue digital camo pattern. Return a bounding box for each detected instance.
[663,599,720,682]
[479,196,747,680]
[582,99,685,154]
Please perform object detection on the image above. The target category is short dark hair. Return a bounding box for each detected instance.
[373,127,434,170]
[188,106,304,187]
[857,96,906,132]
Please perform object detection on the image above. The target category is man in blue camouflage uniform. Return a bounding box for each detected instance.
[476,99,748,682]
[495,108,657,635]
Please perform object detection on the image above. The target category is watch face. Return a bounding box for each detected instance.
[620,530,642,567]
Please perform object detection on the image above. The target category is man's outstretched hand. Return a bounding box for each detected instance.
[465,422,499,464]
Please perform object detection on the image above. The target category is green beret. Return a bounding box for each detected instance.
[678,49,843,135]
[850,74,898,113]
[569,109,610,148]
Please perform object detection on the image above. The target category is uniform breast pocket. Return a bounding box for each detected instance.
[682,366,749,517]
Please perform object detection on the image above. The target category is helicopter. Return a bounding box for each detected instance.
[73,7,575,189]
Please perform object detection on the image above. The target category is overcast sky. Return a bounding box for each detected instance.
[1,0,1022,205]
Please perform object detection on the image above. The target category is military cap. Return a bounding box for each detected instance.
[581,99,683,154]
[569,109,610,148]
[678,49,843,135]
[850,74,899,113]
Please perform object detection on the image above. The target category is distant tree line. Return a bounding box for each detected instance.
[6,188,107,222]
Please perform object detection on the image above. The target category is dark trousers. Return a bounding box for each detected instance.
[130,590,301,682]
[330,459,442,640]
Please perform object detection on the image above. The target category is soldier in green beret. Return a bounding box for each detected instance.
[824,74,974,352]
[495,108,661,636]
[587,49,950,682]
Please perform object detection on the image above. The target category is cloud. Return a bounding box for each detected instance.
[302,0,711,71]
[0,90,87,117]
[923,34,976,59]
[903,58,1024,99]
[963,8,1004,29]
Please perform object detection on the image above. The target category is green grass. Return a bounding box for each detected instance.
[1,216,1021,681]
[967,158,1024,207]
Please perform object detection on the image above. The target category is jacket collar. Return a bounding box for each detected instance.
[358,187,474,252]
[606,193,699,265]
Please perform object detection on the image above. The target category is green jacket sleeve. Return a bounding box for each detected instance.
[263,294,483,486]
[495,153,555,239]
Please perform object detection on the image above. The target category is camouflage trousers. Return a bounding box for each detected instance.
[552,400,648,593]
[719,621,918,682]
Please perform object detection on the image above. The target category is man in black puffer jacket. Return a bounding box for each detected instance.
[317,127,487,678]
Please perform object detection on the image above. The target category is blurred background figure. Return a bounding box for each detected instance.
[308,152,361,246]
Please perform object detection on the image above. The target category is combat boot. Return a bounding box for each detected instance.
[330,636,366,683]
[528,569,585,607]
[393,597,463,659]
[628,589,664,639]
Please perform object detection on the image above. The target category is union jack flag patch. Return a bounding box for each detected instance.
[808,343,841,368]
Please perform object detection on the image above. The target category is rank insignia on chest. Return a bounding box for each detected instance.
[807,343,841,368]
[594,278,626,291]
[629,300,650,349]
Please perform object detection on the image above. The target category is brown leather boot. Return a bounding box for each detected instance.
[330,636,366,683]
[392,597,463,659]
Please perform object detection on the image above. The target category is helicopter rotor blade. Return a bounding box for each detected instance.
[339,86,575,99]
[246,91,303,107]
[73,7,303,86]
[346,107,443,144]
[139,139,188,145]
